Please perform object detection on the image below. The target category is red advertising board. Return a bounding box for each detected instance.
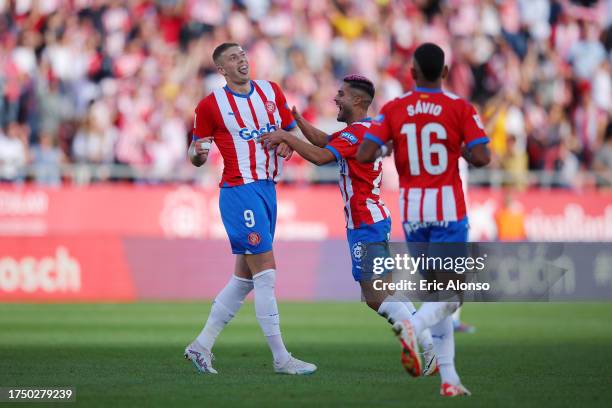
[0,237,347,302]
[0,185,345,239]
[0,184,610,241]
[0,237,135,302]
[1,184,610,302]
[466,189,612,241]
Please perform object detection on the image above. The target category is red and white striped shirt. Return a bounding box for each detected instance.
[192,80,296,187]
[325,119,391,229]
[365,88,489,223]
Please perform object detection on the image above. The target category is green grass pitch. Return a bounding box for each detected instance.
[1,302,611,407]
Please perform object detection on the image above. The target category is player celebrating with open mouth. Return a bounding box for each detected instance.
[261,75,438,376]
[357,43,491,397]
[185,43,317,375]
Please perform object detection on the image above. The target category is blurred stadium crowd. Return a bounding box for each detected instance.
[0,0,611,188]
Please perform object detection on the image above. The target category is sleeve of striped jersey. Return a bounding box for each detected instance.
[271,82,296,131]
[326,130,359,159]
[192,99,215,141]
[364,103,393,146]
[463,103,489,149]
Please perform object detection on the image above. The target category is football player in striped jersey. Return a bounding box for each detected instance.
[185,43,316,376]
[261,75,437,376]
[357,43,490,397]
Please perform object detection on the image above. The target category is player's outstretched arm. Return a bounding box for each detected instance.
[291,106,329,147]
[462,143,491,167]
[188,137,213,167]
[261,130,335,166]
[356,139,385,163]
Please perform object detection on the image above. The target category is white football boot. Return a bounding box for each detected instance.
[184,341,218,374]
[273,354,317,375]
[421,344,438,376]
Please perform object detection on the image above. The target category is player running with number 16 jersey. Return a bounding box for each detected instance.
[357,43,490,397]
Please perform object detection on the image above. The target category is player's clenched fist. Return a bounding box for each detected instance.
[276,142,293,160]
[196,137,213,155]
[260,131,292,160]
[261,130,286,150]
[188,137,214,167]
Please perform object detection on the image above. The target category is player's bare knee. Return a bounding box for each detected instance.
[244,250,276,273]
[234,255,252,279]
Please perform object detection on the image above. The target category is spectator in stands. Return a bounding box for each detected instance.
[593,121,612,187]
[72,114,117,165]
[568,20,607,80]
[495,192,527,241]
[0,0,609,188]
[501,134,529,189]
[31,131,63,185]
[544,137,581,188]
[0,122,28,182]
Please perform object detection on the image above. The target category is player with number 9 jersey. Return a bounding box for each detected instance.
[185,43,317,377]
[192,79,296,188]
[191,60,296,255]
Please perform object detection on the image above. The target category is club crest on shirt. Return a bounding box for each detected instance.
[248,232,261,246]
[340,132,358,144]
[265,101,277,114]
[352,241,364,261]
